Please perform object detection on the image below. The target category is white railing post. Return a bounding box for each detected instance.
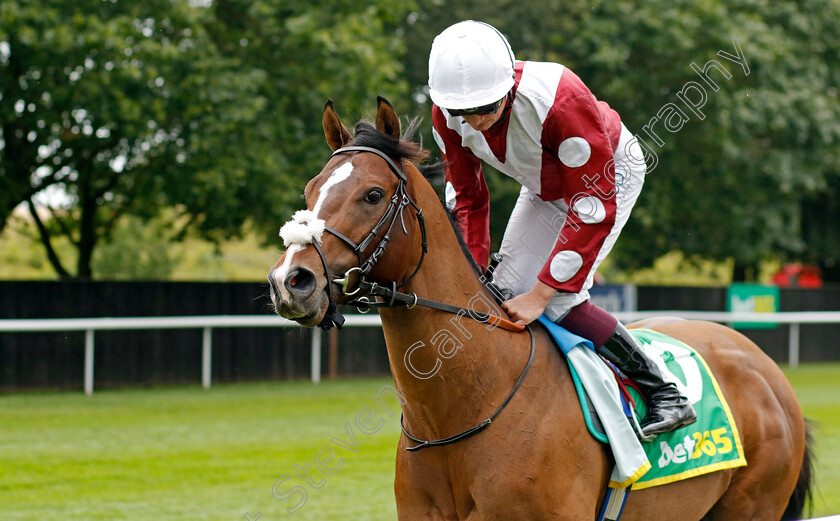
[311,328,322,385]
[84,329,94,396]
[788,322,800,369]
[202,327,212,389]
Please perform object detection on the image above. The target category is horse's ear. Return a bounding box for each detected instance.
[323,99,352,151]
[375,96,400,140]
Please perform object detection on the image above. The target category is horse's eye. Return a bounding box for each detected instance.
[365,188,384,204]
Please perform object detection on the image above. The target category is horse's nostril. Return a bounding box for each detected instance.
[285,267,316,296]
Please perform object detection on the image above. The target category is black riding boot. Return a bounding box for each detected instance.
[596,322,697,438]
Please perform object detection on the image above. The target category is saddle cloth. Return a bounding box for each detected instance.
[536,316,747,490]
[536,316,650,488]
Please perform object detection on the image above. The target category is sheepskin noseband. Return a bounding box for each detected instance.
[279,210,326,247]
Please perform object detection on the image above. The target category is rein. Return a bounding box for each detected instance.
[342,278,525,333]
[400,324,535,451]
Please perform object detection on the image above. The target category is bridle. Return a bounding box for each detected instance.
[307,145,427,330]
[307,144,534,451]
[324,146,427,296]
[313,145,526,334]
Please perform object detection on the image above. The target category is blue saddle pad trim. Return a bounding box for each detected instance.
[535,315,594,354]
[535,315,636,444]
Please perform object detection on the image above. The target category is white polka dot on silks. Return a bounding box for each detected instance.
[557,137,591,168]
[572,196,606,224]
[549,250,583,282]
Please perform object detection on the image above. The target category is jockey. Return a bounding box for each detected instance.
[428,20,696,437]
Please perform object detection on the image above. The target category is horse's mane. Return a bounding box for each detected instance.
[352,118,483,278]
[444,209,486,278]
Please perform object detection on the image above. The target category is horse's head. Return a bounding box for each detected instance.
[268,97,432,328]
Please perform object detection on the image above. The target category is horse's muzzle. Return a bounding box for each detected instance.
[268,265,328,325]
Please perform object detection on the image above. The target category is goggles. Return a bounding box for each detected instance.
[447,97,505,117]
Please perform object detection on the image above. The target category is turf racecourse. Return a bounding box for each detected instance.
[1,364,838,520]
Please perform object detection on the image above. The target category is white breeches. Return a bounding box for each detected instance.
[493,123,647,321]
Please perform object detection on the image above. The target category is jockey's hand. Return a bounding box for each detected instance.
[501,281,556,326]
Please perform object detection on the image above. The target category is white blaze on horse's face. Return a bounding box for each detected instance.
[270,161,355,303]
[312,161,354,216]
[271,244,304,302]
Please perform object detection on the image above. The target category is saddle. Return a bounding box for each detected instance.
[535,316,747,491]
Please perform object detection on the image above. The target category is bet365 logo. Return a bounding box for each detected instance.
[658,427,734,468]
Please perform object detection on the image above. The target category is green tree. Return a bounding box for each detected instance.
[194,0,415,239]
[401,0,840,281]
[0,0,415,279]
[568,1,840,282]
[92,214,180,280]
[0,0,258,278]
[801,173,840,281]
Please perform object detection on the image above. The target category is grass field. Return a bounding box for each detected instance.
[784,363,840,518]
[1,364,838,520]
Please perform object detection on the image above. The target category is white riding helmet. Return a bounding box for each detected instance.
[428,20,516,110]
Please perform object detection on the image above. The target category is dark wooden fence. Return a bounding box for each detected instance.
[637,286,840,362]
[0,281,387,391]
[0,281,837,391]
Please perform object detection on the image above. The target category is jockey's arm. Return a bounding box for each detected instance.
[432,105,492,270]
[535,91,620,296]
[506,88,621,324]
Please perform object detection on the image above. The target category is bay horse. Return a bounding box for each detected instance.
[268,97,812,520]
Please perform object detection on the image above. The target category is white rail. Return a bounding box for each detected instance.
[1,311,838,395]
[616,310,840,370]
[0,314,382,395]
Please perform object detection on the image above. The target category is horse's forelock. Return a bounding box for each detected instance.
[352,119,429,165]
[340,117,475,277]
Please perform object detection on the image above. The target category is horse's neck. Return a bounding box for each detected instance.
[377,199,527,438]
